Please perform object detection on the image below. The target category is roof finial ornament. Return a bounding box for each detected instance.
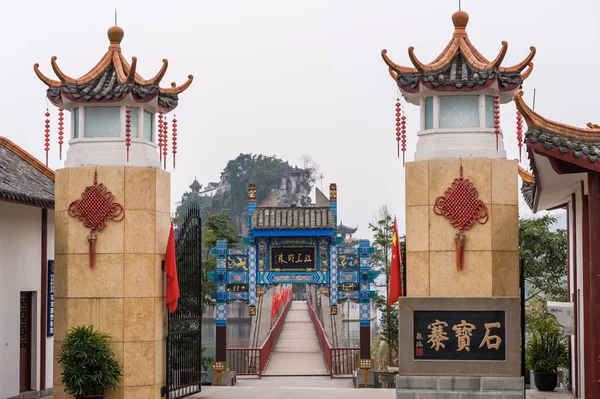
[115,8,117,26]
[532,88,537,111]
[459,0,461,11]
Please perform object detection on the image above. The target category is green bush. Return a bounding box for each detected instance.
[57,325,122,397]
[526,317,568,374]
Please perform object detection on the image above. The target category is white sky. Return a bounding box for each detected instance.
[5,0,594,238]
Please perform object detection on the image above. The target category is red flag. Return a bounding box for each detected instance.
[388,217,403,308]
[164,223,180,313]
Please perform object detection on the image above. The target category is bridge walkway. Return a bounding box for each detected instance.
[262,300,328,376]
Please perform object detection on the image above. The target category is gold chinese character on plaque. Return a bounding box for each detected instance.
[479,322,502,350]
[427,319,449,351]
[452,320,476,352]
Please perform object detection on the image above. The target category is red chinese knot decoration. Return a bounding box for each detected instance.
[68,171,125,268]
[433,167,489,270]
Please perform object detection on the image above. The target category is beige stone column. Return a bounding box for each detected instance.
[53,166,170,399]
[404,158,519,298]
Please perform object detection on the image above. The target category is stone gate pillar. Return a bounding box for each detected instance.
[382,9,535,398]
[35,24,192,399]
[54,167,170,399]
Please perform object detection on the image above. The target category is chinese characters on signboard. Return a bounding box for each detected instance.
[271,246,316,271]
[414,310,505,360]
[47,260,55,337]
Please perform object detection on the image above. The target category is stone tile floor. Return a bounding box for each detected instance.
[41,383,573,398]
[190,376,393,398]
[526,388,573,398]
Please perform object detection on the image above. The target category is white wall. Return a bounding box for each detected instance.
[0,201,53,398]
[46,210,54,390]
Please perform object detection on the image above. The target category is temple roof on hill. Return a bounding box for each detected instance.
[515,90,600,168]
[381,11,535,94]
[337,223,357,235]
[0,137,54,209]
[251,207,335,230]
[34,26,192,112]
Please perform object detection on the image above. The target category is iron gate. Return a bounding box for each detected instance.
[165,205,202,398]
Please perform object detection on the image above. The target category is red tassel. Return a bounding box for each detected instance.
[516,111,523,162]
[395,99,401,159]
[125,108,132,162]
[162,117,168,170]
[494,95,500,152]
[158,111,164,163]
[58,108,64,160]
[401,110,407,167]
[44,110,50,167]
[172,115,178,169]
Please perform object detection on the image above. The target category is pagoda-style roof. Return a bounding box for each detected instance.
[34,26,192,112]
[0,137,54,209]
[515,90,600,170]
[251,207,335,230]
[381,11,535,96]
[518,164,535,210]
[337,223,357,235]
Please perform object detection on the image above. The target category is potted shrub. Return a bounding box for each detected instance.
[526,317,568,392]
[57,325,122,399]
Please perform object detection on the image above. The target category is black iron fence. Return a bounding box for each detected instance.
[165,204,202,398]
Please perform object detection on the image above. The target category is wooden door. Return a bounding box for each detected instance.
[19,292,32,392]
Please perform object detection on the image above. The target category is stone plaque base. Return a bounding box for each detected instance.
[396,376,524,398]
[398,297,521,377]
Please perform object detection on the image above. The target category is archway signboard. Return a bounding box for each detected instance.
[209,183,378,381]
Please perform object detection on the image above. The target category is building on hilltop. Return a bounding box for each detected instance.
[337,222,358,248]
[0,137,55,398]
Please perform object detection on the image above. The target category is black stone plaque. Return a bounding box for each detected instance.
[413,310,506,361]
[270,246,316,271]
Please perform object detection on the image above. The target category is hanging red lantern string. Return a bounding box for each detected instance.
[395,98,401,159]
[401,103,407,166]
[44,109,50,167]
[58,108,64,161]
[516,110,523,162]
[158,111,164,163]
[494,95,500,151]
[125,108,132,162]
[172,115,178,169]
[162,116,169,170]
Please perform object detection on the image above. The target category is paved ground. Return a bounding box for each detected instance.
[526,388,572,398]
[42,384,572,398]
[262,301,329,376]
[190,382,572,399]
[191,376,393,398]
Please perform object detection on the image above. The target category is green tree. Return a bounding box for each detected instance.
[519,215,567,302]
[368,205,395,366]
[220,153,284,231]
[368,205,394,296]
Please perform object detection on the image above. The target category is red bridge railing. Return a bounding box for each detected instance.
[306,298,359,377]
[226,296,292,377]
